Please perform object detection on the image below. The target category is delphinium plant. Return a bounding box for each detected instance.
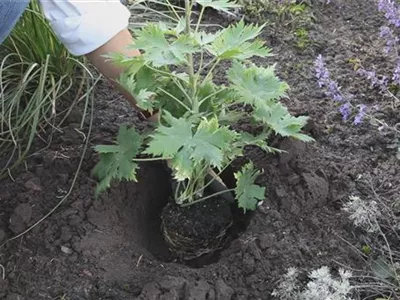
[92,0,313,258]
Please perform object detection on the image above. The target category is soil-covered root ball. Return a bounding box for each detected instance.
[161,197,233,260]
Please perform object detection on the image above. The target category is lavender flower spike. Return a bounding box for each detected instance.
[314,54,330,87]
[354,104,367,125]
[339,102,352,121]
[379,26,399,53]
[378,0,400,27]
[314,54,344,102]
[393,61,400,85]
[357,68,388,91]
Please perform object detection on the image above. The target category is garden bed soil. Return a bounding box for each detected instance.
[1,0,400,299]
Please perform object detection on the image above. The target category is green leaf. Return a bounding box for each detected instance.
[191,118,237,167]
[145,113,193,157]
[194,31,220,46]
[117,72,156,113]
[133,23,198,67]
[206,20,271,60]
[174,72,190,83]
[218,110,247,125]
[92,125,142,195]
[135,65,159,91]
[156,80,190,119]
[168,17,186,36]
[197,79,218,111]
[94,145,120,153]
[145,114,237,179]
[196,0,241,14]
[104,53,145,76]
[136,89,156,113]
[254,102,314,142]
[234,163,265,212]
[371,256,397,280]
[172,150,194,181]
[227,61,288,108]
[237,131,282,153]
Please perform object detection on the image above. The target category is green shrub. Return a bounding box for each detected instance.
[92,0,314,210]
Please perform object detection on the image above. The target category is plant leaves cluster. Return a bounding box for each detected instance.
[92,0,314,209]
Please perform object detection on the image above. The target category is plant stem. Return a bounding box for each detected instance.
[184,0,198,113]
[202,58,220,85]
[163,0,182,20]
[197,57,217,77]
[172,77,192,103]
[132,157,171,162]
[146,64,186,82]
[178,159,234,203]
[198,51,204,76]
[158,87,191,111]
[195,6,206,33]
[198,87,227,107]
[177,163,208,203]
[181,188,235,207]
[174,180,182,202]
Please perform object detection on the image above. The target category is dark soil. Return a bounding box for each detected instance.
[1,0,400,299]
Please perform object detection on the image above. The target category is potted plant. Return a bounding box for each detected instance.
[91,0,313,260]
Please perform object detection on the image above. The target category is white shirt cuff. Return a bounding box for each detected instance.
[39,0,131,56]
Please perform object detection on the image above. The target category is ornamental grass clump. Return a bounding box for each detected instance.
[0,0,91,177]
[92,0,313,258]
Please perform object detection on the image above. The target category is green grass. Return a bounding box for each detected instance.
[0,0,93,177]
[0,0,186,177]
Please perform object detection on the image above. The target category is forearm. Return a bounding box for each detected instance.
[85,29,141,109]
[39,0,156,120]
[86,29,157,120]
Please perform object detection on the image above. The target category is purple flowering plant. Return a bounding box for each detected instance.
[313,0,400,137]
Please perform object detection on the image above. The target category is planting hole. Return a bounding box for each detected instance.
[115,162,253,268]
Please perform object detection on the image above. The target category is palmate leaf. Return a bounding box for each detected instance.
[144,113,193,157]
[234,162,265,212]
[92,126,143,195]
[133,23,198,67]
[197,79,229,113]
[164,17,185,36]
[206,20,271,60]
[218,110,247,125]
[172,150,193,181]
[227,61,289,108]
[135,65,160,91]
[191,118,237,166]
[106,53,145,76]
[237,131,282,153]
[254,102,314,142]
[157,80,190,119]
[145,113,237,179]
[194,31,220,46]
[117,72,157,113]
[136,89,156,112]
[196,0,241,14]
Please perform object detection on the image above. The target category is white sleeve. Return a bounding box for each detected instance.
[38,0,131,56]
